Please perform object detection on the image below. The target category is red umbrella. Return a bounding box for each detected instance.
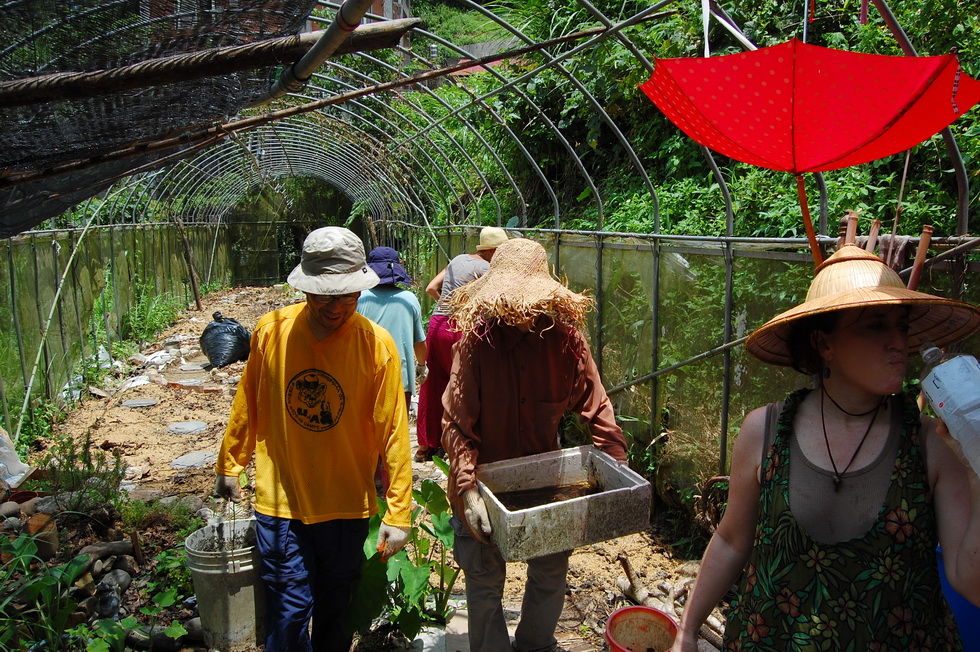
[639,38,980,263]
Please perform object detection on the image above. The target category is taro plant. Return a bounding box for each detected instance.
[346,456,461,641]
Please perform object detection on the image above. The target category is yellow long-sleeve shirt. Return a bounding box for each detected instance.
[216,303,413,528]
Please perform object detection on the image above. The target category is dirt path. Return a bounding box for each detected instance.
[53,286,690,650]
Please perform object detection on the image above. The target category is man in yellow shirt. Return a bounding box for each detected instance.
[214,226,413,652]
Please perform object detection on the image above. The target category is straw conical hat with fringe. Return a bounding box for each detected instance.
[449,238,593,332]
[746,244,980,367]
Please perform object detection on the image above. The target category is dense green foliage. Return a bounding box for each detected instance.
[413,0,507,46]
[408,0,980,237]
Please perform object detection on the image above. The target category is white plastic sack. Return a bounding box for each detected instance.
[0,427,29,486]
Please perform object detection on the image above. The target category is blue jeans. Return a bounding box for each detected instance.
[254,512,369,652]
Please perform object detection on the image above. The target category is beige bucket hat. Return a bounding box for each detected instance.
[286,227,380,295]
[449,238,593,332]
[476,226,509,251]
[746,244,980,366]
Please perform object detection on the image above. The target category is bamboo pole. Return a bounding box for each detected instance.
[30,235,54,401]
[249,0,380,107]
[14,217,103,442]
[68,230,88,377]
[906,225,933,291]
[7,241,29,394]
[844,210,859,245]
[0,370,9,436]
[866,219,881,253]
[173,216,203,311]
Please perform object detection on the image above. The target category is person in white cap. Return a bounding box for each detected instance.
[672,244,980,652]
[213,226,413,652]
[416,226,508,462]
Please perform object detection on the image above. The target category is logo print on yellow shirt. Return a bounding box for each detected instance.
[285,369,345,431]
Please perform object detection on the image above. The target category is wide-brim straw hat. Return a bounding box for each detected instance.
[746,244,980,366]
[450,238,593,332]
[286,227,380,295]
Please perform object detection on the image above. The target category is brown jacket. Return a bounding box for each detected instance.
[442,320,627,536]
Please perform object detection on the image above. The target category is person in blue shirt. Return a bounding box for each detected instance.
[357,246,427,413]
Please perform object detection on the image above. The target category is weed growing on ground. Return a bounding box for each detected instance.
[119,499,204,599]
[198,280,228,295]
[12,399,65,456]
[120,275,181,347]
[31,432,126,517]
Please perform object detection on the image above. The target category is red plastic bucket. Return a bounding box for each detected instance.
[605,605,678,652]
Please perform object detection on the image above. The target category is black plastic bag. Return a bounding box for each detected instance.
[199,312,250,368]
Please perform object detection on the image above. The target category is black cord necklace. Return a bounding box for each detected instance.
[822,385,881,417]
[820,387,883,492]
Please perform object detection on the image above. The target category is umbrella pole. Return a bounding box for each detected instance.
[796,175,824,265]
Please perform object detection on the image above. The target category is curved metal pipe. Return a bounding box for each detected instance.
[248,0,376,107]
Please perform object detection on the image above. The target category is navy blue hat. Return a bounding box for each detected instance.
[367,246,412,286]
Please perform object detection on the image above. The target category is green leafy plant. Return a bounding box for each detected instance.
[69,616,138,652]
[11,398,65,454]
[347,456,461,641]
[118,497,204,598]
[139,587,188,641]
[0,534,88,650]
[31,432,126,515]
[147,547,194,599]
[69,589,187,652]
[118,498,204,540]
[119,273,181,346]
[199,279,229,295]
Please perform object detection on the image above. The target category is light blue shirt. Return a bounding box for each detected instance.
[357,286,426,394]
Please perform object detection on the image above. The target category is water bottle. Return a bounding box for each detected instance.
[920,343,980,477]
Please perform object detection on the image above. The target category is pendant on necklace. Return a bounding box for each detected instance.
[833,475,842,492]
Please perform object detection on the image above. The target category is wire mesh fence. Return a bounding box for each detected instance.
[0,223,231,440]
[1,220,977,492]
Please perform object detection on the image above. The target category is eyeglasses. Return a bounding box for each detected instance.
[306,292,360,306]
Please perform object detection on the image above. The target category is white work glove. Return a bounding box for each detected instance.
[415,363,428,385]
[376,523,411,562]
[463,488,492,544]
[213,474,242,503]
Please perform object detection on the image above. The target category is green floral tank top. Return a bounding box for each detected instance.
[723,388,962,651]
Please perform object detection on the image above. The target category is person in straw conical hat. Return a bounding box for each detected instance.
[416,226,509,462]
[441,237,628,652]
[672,244,980,652]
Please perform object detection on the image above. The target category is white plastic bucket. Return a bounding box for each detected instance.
[184,518,265,650]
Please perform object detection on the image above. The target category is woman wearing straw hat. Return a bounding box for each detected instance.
[672,244,980,652]
[416,226,508,462]
[442,238,628,652]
